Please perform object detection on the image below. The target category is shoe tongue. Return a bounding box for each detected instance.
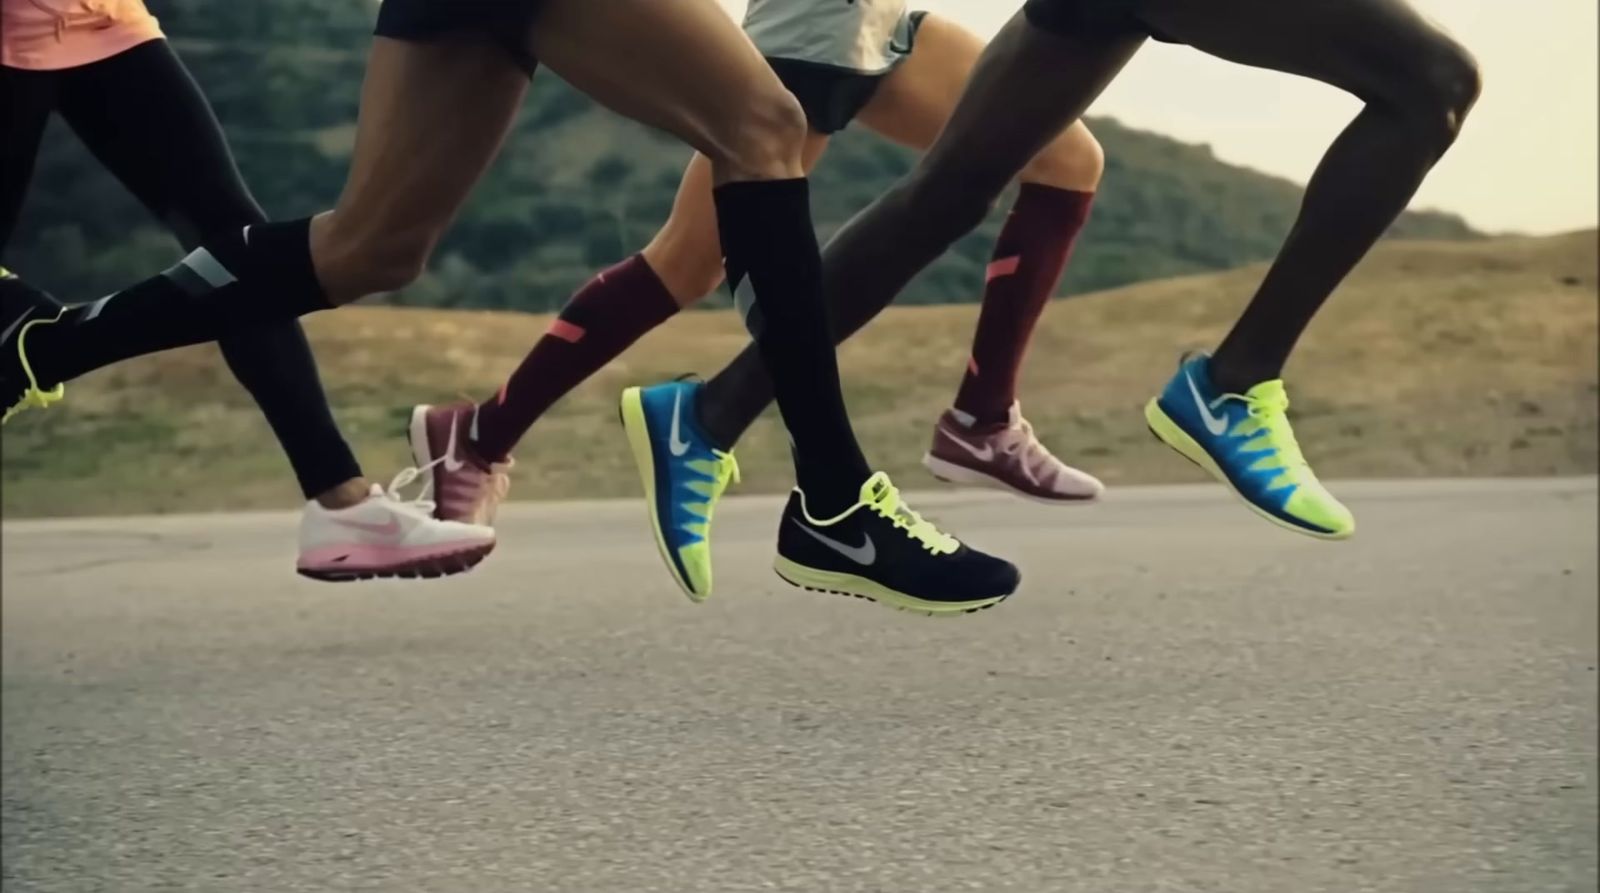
[860,471,893,504]
[1244,379,1288,404]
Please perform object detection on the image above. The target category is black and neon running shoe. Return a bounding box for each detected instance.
[0,268,66,425]
[773,471,1019,617]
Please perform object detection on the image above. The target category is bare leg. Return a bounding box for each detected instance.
[1130,0,1480,390]
[858,14,1103,193]
[310,37,530,302]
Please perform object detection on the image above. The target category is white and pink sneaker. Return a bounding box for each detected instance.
[923,403,1105,504]
[296,477,496,582]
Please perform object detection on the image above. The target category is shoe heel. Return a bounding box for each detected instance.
[1145,399,1229,481]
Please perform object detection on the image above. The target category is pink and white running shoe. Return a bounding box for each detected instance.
[923,403,1105,504]
[407,401,513,526]
[296,476,496,582]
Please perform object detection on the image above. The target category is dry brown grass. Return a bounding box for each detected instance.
[4,231,1594,517]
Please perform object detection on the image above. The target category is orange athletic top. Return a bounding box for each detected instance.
[1,0,163,71]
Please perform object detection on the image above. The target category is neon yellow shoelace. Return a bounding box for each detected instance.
[863,472,958,555]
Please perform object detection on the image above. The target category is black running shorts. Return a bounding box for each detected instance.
[1022,0,1180,44]
[765,10,927,135]
[373,0,543,75]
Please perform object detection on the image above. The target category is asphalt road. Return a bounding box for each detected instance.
[3,479,1596,893]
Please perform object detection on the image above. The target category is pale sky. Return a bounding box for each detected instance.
[719,0,1598,235]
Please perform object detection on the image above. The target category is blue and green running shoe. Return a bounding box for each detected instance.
[620,378,740,601]
[1145,354,1354,540]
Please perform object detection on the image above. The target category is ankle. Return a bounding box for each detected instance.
[693,387,742,452]
[799,484,857,519]
[950,402,1010,429]
[1207,355,1280,395]
[795,463,870,518]
[315,477,371,510]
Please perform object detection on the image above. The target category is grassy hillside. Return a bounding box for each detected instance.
[2,231,1593,518]
[9,0,1474,312]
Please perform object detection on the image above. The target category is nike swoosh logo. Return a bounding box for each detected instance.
[1187,370,1230,437]
[443,414,466,472]
[669,389,690,457]
[791,520,876,566]
[0,307,33,345]
[333,515,402,537]
[942,430,995,462]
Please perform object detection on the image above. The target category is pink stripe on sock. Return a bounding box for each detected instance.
[986,255,1021,282]
[967,356,980,375]
[547,319,585,343]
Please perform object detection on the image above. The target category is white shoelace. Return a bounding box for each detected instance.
[382,456,446,516]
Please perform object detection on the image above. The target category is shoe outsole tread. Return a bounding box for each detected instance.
[1144,398,1351,541]
[771,566,1010,618]
[297,542,494,583]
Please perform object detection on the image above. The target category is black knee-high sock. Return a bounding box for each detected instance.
[712,178,870,516]
[698,177,970,451]
[29,217,331,386]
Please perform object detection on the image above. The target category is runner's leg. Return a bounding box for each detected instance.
[697,10,1140,447]
[469,133,828,461]
[55,39,367,505]
[1129,0,1480,390]
[22,35,530,387]
[0,65,57,253]
[532,0,871,513]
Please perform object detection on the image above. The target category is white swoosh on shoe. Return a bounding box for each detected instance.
[1186,370,1230,437]
[669,389,691,457]
[791,521,876,566]
[942,428,996,462]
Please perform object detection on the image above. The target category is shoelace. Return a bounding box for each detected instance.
[1216,386,1308,469]
[3,310,66,425]
[1001,417,1061,474]
[383,457,444,516]
[865,473,958,555]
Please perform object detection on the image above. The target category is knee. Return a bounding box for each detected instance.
[1397,37,1482,149]
[641,222,727,305]
[313,215,434,303]
[702,87,808,180]
[648,251,726,306]
[1019,124,1105,191]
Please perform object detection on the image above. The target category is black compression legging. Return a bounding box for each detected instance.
[0,39,361,500]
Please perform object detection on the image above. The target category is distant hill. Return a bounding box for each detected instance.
[3,231,1590,518]
[9,0,1478,311]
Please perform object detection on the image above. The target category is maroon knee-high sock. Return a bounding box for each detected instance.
[953,185,1094,424]
[471,254,679,458]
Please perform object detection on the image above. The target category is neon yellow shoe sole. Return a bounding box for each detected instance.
[1145,398,1354,541]
[620,386,715,602]
[772,555,1009,618]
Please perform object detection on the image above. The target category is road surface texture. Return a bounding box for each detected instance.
[3,479,1596,893]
